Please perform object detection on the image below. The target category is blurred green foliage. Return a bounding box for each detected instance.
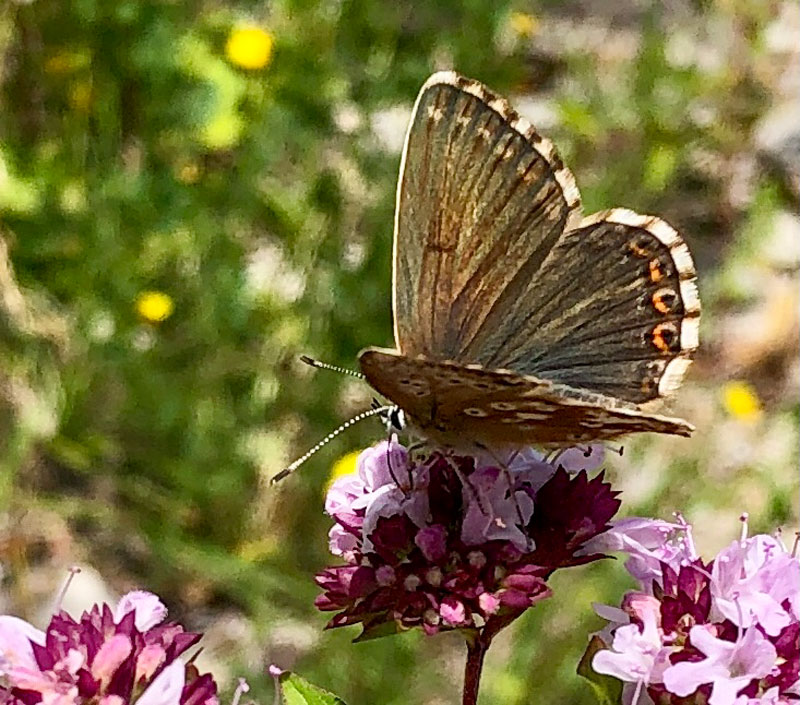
[1,1,797,704]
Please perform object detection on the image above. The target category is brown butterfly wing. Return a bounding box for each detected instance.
[359,349,693,447]
[461,209,700,404]
[392,71,581,361]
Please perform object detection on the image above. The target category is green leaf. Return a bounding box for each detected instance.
[276,672,348,705]
[576,635,624,705]
[353,619,402,642]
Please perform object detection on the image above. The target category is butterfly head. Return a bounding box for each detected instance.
[371,398,406,435]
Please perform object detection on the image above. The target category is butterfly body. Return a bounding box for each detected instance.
[361,71,700,450]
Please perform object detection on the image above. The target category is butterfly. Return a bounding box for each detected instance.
[356,71,700,450]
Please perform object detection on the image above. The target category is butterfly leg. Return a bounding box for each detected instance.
[549,445,592,465]
[405,440,430,479]
[406,439,427,457]
[384,432,411,495]
[549,443,622,470]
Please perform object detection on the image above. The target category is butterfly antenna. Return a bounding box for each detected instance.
[300,355,365,379]
[271,405,393,484]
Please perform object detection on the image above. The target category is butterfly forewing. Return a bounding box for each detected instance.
[359,349,694,447]
[393,71,582,361]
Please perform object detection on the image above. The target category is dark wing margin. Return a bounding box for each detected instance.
[392,71,582,360]
[473,209,700,403]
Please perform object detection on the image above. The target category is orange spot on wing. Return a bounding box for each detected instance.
[651,322,677,353]
[649,258,664,282]
[652,288,677,314]
[628,240,651,257]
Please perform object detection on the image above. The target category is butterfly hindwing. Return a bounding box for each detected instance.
[393,71,582,361]
[465,209,700,403]
[359,348,694,446]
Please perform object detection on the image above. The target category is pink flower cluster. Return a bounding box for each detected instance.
[316,441,620,638]
[589,516,799,705]
[0,591,218,705]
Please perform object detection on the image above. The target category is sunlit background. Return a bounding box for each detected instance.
[1,1,798,703]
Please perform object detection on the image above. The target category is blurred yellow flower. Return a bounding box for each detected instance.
[326,449,361,493]
[136,291,174,323]
[722,381,762,421]
[225,26,274,70]
[509,11,539,38]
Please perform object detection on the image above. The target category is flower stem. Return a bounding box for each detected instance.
[462,631,488,705]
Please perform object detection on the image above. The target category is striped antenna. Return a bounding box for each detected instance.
[300,355,365,379]
[271,405,393,484]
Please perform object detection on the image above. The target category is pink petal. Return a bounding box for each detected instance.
[40,687,79,705]
[135,644,166,682]
[593,602,629,625]
[135,660,185,705]
[327,524,359,557]
[709,676,754,705]
[734,627,777,679]
[662,660,730,697]
[115,591,168,631]
[0,615,46,674]
[100,696,125,705]
[593,641,649,683]
[689,624,735,661]
[7,665,59,692]
[478,592,500,615]
[439,598,468,626]
[92,635,132,684]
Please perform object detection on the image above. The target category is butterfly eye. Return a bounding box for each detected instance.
[389,408,406,432]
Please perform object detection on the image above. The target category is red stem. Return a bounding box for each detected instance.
[462,632,488,705]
